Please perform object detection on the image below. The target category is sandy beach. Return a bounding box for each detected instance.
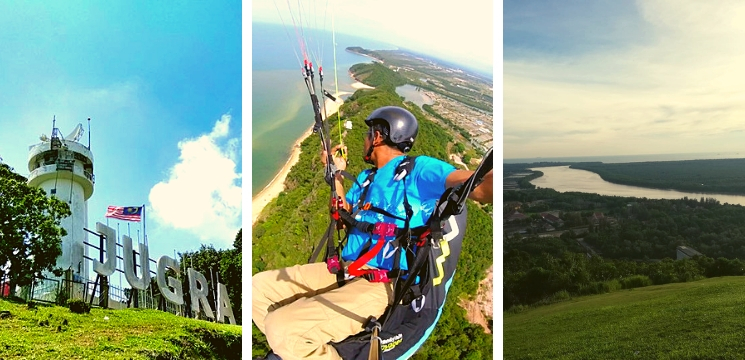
[351,81,374,90]
[251,94,347,225]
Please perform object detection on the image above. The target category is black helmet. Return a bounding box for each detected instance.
[364,106,418,153]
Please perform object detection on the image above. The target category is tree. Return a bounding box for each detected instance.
[0,163,71,291]
[221,229,242,324]
[179,228,242,324]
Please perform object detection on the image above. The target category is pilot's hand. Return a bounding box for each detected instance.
[321,144,347,172]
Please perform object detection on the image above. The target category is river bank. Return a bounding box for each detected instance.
[529,165,745,206]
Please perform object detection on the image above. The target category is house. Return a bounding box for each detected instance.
[504,202,521,211]
[676,246,703,260]
[540,212,564,227]
[587,212,605,225]
[505,211,528,222]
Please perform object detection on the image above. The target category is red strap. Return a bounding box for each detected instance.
[417,229,431,247]
[348,223,397,277]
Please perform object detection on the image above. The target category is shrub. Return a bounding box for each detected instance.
[604,279,622,292]
[55,289,69,306]
[67,299,90,314]
[550,290,571,302]
[576,280,621,296]
[537,290,572,306]
[621,275,652,289]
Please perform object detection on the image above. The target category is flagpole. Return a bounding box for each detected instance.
[143,204,147,247]
[116,222,121,287]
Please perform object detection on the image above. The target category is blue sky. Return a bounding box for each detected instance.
[251,0,494,75]
[0,2,242,262]
[504,0,745,159]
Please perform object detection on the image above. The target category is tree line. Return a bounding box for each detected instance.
[505,186,745,310]
[505,244,745,311]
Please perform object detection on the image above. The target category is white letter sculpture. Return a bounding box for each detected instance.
[92,222,117,276]
[122,235,151,290]
[157,255,184,305]
[188,268,215,320]
[217,283,236,325]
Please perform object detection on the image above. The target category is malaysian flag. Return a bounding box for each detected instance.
[105,206,143,222]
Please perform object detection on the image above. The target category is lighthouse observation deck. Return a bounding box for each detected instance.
[27,137,95,200]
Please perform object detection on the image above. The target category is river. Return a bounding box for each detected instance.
[529,166,745,206]
[395,84,434,108]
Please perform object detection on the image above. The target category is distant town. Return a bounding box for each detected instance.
[348,47,493,155]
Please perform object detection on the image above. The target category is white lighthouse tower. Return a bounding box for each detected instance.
[27,119,94,281]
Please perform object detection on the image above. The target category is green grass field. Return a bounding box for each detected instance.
[504,277,745,360]
[0,298,241,359]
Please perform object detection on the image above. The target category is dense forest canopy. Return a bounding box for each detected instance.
[504,185,745,311]
[349,62,408,90]
[253,64,493,359]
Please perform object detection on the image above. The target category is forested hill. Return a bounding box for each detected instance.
[350,62,408,89]
[252,64,493,359]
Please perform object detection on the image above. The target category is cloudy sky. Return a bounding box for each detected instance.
[251,0,494,74]
[504,0,745,159]
[0,1,241,263]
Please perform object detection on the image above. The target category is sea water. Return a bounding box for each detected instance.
[251,22,397,195]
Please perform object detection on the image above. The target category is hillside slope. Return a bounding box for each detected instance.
[0,298,241,359]
[504,276,745,360]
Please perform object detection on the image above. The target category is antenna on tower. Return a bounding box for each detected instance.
[50,116,62,150]
[88,118,91,149]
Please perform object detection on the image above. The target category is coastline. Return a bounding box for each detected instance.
[351,81,374,90]
[251,93,347,225]
[349,71,375,90]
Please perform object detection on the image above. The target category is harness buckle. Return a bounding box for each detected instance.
[326,255,340,274]
[373,222,397,237]
[411,295,426,313]
[330,196,344,210]
[363,270,390,283]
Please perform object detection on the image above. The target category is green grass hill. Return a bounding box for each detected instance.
[504,276,745,360]
[0,298,241,359]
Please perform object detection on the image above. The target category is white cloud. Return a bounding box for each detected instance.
[148,114,241,247]
[505,1,745,158]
